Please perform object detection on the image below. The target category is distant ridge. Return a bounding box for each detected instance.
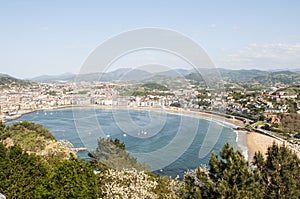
[31,72,76,82]
[0,73,32,87]
[30,68,192,82]
[28,68,300,84]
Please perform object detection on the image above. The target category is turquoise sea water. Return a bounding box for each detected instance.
[7,108,237,178]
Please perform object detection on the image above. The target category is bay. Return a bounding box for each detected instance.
[7,108,237,178]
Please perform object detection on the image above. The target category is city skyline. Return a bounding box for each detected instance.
[1,1,300,78]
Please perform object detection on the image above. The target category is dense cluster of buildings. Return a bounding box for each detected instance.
[0,80,299,124]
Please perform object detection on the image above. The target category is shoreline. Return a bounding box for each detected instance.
[246,131,300,162]
[3,105,249,158]
[5,105,300,163]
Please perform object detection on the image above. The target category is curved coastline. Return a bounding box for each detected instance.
[5,105,250,161]
[7,104,300,177]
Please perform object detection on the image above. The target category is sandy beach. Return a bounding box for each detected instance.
[246,131,300,162]
[7,104,299,163]
[4,104,247,148]
[71,105,299,162]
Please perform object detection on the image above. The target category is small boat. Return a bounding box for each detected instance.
[141,129,147,135]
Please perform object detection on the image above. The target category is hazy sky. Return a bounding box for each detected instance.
[1,0,300,78]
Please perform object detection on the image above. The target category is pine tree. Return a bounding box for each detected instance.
[253,142,300,199]
[0,143,49,198]
[45,155,99,198]
[182,142,264,198]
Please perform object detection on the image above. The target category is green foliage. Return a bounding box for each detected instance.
[1,121,299,198]
[0,121,56,153]
[259,114,266,121]
[131,82,171,96]
[3,121,55,140]
[142,82,169,91]
[0,121,5,133]
[271,123,279,128]
[132,87,146,96]
[0,122,100,198]
[182,142,264,198]
[89,138,149,171]
[182,142,300,199]
[44,156,99,198]
[286,99,297,113]
[0,143,49,198]
[253,143,300,199]
[0,142,99,198]
[0,74,33,89]
[46,90,57,96]
[233,92,243,100]
[109,138,125,150]
[187,69,300,86]
[146,171,181,198]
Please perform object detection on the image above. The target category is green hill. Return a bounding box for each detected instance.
[132,82,171,96]
[0,73,33,88]
[0,121,73,159]
[185,69,300,85]
[142,82,169,91]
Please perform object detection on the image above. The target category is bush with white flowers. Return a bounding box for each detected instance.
[99,168,158,199]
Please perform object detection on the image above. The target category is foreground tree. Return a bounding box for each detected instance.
[0,143,49,198]
[89,138,149,171]
[0,143,100,198]
[44,156,99,198]
[253,142,300,199]
[182,142,264,198]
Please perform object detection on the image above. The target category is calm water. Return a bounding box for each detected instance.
[8,108,237,178]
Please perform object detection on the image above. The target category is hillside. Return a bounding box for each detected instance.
[0,121,299,198]
[0,121,74,159]
[186,69,300,85]
[30,68,190,82]
[0,73,33,88]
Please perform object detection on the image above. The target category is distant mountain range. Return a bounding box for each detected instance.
[30,68,192,82]
[1,68,299,85]
[30,72,75,82]
[0,73,33,87]
[186,68,300,85]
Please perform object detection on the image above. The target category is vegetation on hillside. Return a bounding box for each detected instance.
[186,69,300,86]
[0,121,73,159]
[0,73,33,89]
[253,144,300,198]
[89,138,149,171]
[131,82,172,96]
[0,122,299,198]
[0,143,99,198]
[116,82,174,97]
[182,142,300,199]
[182,142,264,198]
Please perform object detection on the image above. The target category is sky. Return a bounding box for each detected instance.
[1,0,300,78]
